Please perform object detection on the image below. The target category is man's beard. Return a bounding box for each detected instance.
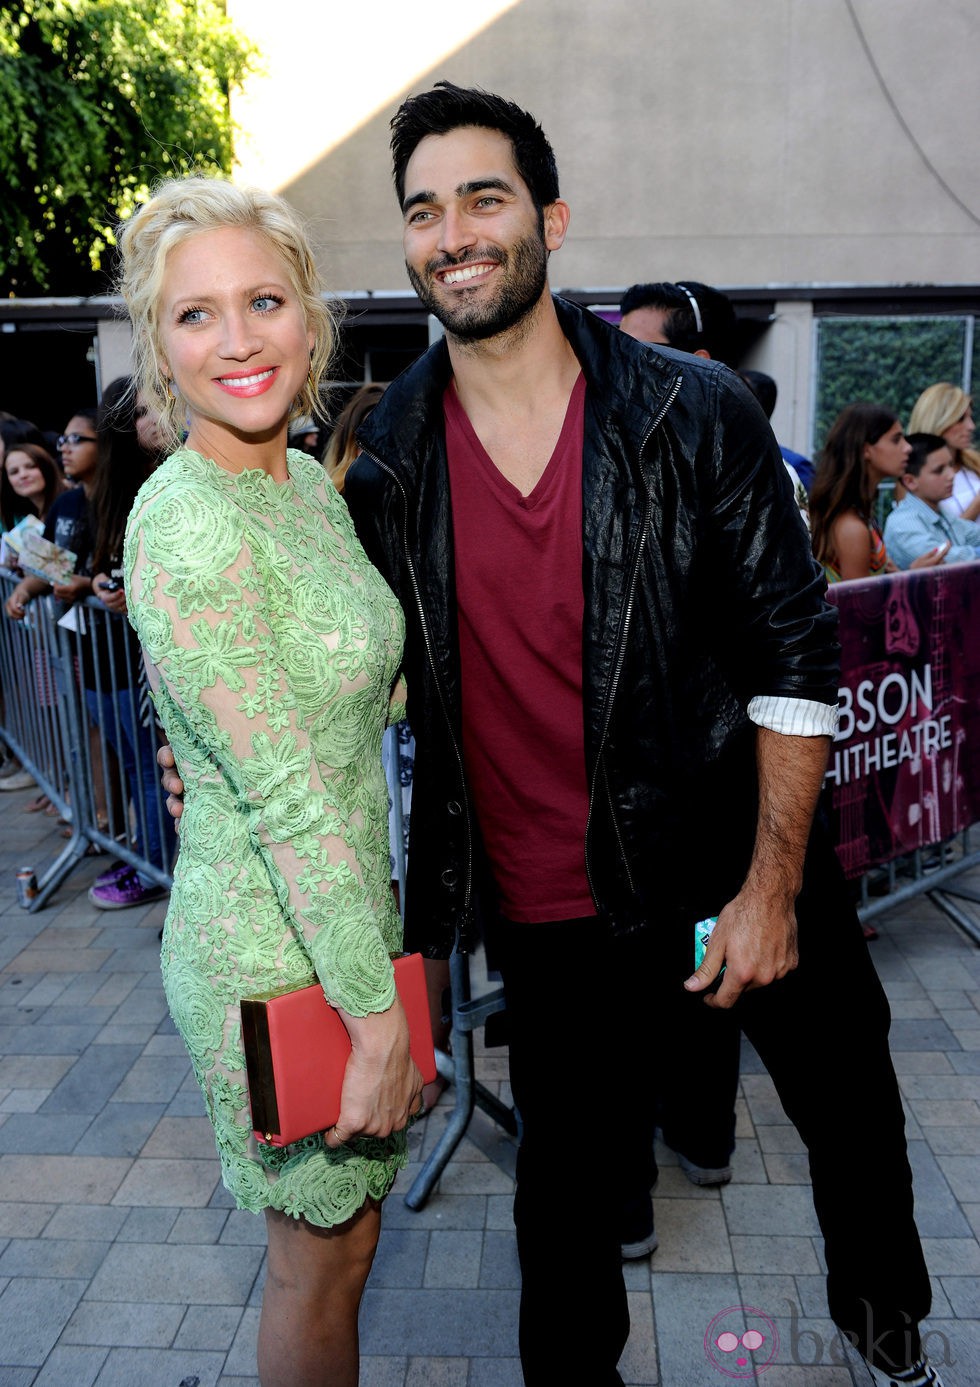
[405,230,548,342]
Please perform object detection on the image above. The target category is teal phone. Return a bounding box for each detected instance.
[694,916,724,974]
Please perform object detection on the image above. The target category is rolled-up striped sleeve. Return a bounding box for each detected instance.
[748,694,838,739]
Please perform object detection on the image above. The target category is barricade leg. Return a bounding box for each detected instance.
[404,949,516,1210]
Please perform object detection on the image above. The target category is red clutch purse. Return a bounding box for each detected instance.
[240,952,437,1147]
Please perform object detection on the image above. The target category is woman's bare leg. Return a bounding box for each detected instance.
[257,1201,381,1387]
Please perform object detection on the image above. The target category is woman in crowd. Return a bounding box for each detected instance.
[134,389,167,462]
[0,435,67,793]
[118,175,421,1387]
[810,402,948,582]
[5,409,100,615]
[1,441,66,534]
[323,383,386,493]
[908,382,980,522]
[3,407,122,819]
[82,374,176,908]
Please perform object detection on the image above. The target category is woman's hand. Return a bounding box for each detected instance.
[324,997,424,1147]
[92,573,128,614]
[52,574,93,603]
[5,577,46,619]
[909,542,951,570]
[5,584,32,620]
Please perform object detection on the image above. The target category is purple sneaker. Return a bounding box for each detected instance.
[94,860,129,889]
[88,867,168,911]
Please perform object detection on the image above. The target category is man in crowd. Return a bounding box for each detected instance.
[884,432,980,568]
[617,277,737,361]
[342,82,938,1387]
[737,366,816,493]
[616,279,746,1227]
[619,285,816,495]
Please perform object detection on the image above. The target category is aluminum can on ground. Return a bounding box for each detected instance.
[16,868,38,909]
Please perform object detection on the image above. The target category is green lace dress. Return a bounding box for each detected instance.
[124,448,408,1226]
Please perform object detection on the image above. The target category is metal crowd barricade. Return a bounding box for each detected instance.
[403,948,515,1212]
[59,593,174,886]
[857,826,980,947]
[382,720,517,1211]
[0,568,74,837]
[0,571,174,910]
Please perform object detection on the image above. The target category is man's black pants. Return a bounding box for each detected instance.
[490,833,931,1386]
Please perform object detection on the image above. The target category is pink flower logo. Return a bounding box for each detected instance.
[704,1305,779,1377]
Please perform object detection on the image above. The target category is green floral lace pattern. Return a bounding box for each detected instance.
[124,449,408,1226]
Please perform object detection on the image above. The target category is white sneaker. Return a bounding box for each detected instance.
[0,768,37,791]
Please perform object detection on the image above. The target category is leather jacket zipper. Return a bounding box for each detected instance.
[357,448,474,942]
[585,373,683,908]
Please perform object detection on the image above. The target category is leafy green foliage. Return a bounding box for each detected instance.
[0,0,253,293]
[813,316,971,455]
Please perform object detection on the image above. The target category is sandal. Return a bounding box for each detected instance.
[25,794,51,814]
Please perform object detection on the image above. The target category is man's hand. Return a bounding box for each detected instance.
[684,883,798,1009]
[683,725,830,1010]
[157,744,185,823]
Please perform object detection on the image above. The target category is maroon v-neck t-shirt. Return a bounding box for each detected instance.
[444,375,594,923]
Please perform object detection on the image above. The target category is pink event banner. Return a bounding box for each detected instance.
[825,563,980,878]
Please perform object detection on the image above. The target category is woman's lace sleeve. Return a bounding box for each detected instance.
[125,482,397,1017]
[388,675,408,727]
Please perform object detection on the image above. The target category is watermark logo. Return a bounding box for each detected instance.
[703,1300,954,1377]
[704,1306,779,1378]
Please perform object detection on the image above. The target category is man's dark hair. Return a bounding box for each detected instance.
[619,280,737,361]
[390,81,560,214]
[737,369,778,420]
[905,432,950,478]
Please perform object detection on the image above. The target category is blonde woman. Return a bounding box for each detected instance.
[908,382,980,522]
[117,176,421,1387]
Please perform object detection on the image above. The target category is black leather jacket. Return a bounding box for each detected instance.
[347,297,840,957]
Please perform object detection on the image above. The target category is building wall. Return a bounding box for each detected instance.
[228,0,980,294]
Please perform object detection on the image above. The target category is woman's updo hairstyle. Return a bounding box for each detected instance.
[116,176,337,454]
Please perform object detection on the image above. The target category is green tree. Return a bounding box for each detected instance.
[0,0,253,294]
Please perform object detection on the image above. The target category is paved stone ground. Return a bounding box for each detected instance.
[0,785,978,1386]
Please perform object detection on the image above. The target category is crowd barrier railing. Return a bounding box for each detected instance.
[827,563,980,948]
[0,570,73,833]
[0,569,174,910]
